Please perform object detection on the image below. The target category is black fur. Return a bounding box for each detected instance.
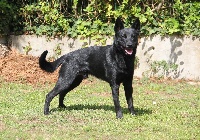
[39,18,140,119]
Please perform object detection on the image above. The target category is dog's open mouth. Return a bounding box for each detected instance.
[119,46,134,55]
[124,48,133,55]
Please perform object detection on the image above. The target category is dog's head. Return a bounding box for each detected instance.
[114,18,140,56]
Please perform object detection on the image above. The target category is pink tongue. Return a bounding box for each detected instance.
[125,48,133,55]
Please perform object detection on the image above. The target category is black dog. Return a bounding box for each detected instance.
[39,18,140,118]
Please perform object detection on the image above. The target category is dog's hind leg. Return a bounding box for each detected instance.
[44,85,67,115]
[44,79,75,115]
[58,75,84,108]
[44,63,80,115]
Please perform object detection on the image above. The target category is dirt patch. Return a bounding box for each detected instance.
[0,49,59,85]
[0,49,101,86]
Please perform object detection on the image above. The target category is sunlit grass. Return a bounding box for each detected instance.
[0,77,199,139]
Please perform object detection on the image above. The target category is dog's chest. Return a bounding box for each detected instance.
[116,55,134,73]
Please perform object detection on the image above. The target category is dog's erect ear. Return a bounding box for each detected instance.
[114,17,124,32]
[131,18,140,32]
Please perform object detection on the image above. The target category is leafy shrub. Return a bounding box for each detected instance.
[0,0,200,38]
[150,60,178,78]
[0,0,15,35]
[176,2,200,36]
[20,1,69,36]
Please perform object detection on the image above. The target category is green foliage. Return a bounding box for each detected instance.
[176,2,200,36]
[150,60,178,78]
[0,0,200,39]
[23,42,32,55]
[20,1,69,36]
[67,18,113,45]
[0,0,15,35]
[54,43,62,58]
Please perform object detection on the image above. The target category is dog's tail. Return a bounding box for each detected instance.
[39,50,65,73]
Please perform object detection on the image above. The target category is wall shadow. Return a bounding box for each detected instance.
[141,35,186,79]
[50,104,152,116]
[168,35,184,78]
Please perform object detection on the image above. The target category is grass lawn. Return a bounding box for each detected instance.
[0,77,199,140]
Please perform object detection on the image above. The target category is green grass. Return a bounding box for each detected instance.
[0,77,199,140]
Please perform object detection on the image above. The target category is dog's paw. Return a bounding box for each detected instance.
[44,110,50,115]
[129,108,136,116]
[116,112,123,119]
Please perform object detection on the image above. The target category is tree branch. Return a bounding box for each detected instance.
[152,0,165,12]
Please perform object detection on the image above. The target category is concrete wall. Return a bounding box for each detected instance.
[9,35,113,57]
[135,35,200,80]
[7,35,200,81]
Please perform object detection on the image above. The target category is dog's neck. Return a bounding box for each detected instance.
[111,43,135,71]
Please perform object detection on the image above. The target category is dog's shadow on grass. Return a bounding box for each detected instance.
[50,104,152,116]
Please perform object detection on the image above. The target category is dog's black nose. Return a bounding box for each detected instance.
[127,45,133,48]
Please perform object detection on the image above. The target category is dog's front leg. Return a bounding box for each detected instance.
[123,80,135,116]
[111,84,123,119]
